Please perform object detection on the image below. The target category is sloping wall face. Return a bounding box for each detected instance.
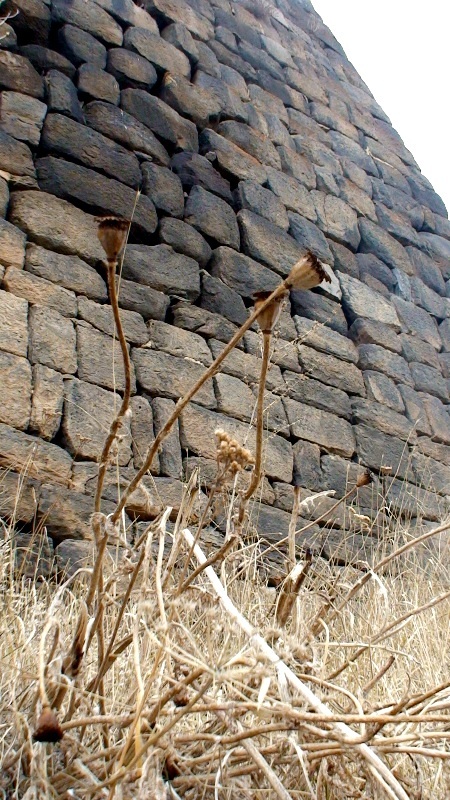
[1,0,450,573]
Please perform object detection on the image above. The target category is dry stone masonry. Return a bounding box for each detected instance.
[1,0,450,576]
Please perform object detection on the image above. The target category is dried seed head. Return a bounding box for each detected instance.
[356,469,373,488]
[285,252,331,291]
[253,290,288,334]
[97,216,130,261]
[33,705,63,743]
[215,429,254,472]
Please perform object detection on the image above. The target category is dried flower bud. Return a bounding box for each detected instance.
[285,252,331,291]
[356,469,373,488]
[253,290,288,334]
[97,216,130,262]
[33,705,63,743]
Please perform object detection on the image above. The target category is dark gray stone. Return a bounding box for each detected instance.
[375,203,419,247]
[57,23,107,68]
[392,296,442,350]
[195,42,221,78]
[354,424,411,479]
[410,276,448,320]
[400,334,440,369]
[161,73,222,128]
[130,395,158,472]
[209,339,282,391]
[285,68,327,104]
[0,51,44,98]
[123,245,200,301]
[162,22,199,65]
[152,397,183,478]
[288,212,334,263]
[185,186,240,249]
[235,181,289,230]
[52,0,123,45]
[371,178,424,229]
[159,218,211,267]
[336,176,377,220]
[107,47,157,89]
[358,344,413,386]
[356,253,396,293]
[213,372,254,423]
[291,290,348,336]
[297,345,365,395]
[408,174,447,217]
[386,478,444,522]
[338,272,400,329]
[359,219,413,275]
[278,145,316,188]
[10,0,51,45]
[217,120,281,170]
[133,349,215,408]
[439,318,450,352]
[199,128,267,184]
[141,163,184,218]
[329,130,377,175]
[293,440,322,489]
[220,64,248,100]
[417,233,450,279]
[351,398,415,442]
[151,0,214,40]
[410,362,449,403]
[172,301,239,344]
[40,484,115,540]
[283,370,351,420]
[194,71,249,122]
[42,113,141,187]
[0,472,40,525]
[210,246,279,298]
[36,157,158,237]
[95,0,159,30]
[327,240,359,279]
[76,322,136,393]
[200,273,247,326]
[85,100,169,166]
[284,397,355,458]
[123,27,190,77]
[45,69,84,122]
[3,265,77,318]
[0,351,32,430]
[116,278,169,321]
[147,320,211,365]
[405,246,446,295]
[77,63,120,104]
[0,289,28,358]
[121,88,198,152]
[29,305,76,374]
[398,385,432,437]
[171,151,232,200]
[0,130,35,179]
[312,191,360,250]
[294,316,358,363]
[421,394,450,444]
[410,451,450,497]
[25,244,107,302]
[78,297,148,346]
[363,371,405,413]
[265,166,317,221]
[0,422,72,485]
[238,209,306,277]
[19,44,74,78]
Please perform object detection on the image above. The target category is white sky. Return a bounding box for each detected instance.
[310,0,450,215]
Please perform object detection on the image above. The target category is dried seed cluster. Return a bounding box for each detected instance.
[215,429,254,475]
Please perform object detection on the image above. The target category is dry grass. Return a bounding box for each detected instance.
[1,225,449,798]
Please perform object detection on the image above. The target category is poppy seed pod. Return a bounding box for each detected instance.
[253,290,288,333]
[356,469,373,488]
[97,216,130,262]
[33,705,64,743]
[286,252,331,291]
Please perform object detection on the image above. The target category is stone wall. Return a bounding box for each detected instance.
[2,0,450,574]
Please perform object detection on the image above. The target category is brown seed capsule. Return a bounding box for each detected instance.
[253,290,288,333]
[356,469,373,488]
[97,216,130,261]
[285,252,331,291]
[33,705,64,743]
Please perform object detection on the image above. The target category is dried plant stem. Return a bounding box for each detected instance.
[244,331,271,505]
[110,283,291,525]
[94,258,132,514]
[289,486,302,570]
[181,528,410,800]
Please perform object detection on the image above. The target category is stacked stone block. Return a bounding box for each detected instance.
[1,0,450,575]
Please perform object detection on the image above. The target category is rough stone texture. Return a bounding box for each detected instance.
[9,191,105,265]
[297,345,365,395]
[52,0,123,46]
[238,209,303,276]
[0,289,28,357]
[185,186,240,249]
[29,305,76,374]
[349,318,402,354]
[62,378,132,463]
[141,163,184,218]
[0,91,47,146]
[0,351,32,430]
[283,371,351,420]
[152,397,182,478]
[121,89,198,152]
[392,296,442,351]
[129,395,157,472]
[0,51,44,98]
[133,349,215,409]
[77,63,120,104]
[0,470,40,524]
[354,424,411,480]
[363,371,405,413]
[4,265,77,317]
[210,246,279,298]
[338,272,400,329]
[159,218,211,267]
[122,245,200,301]
[85,101,170,166]
[147,320,211,366]
[58,23,107,68]
[294,316,358,363]
[351,398,415,442]
[283,397,356,458]
[358,344,413,387]
[45,69,84,121]
[0,422,72,485]
[77,322,136,393]
[291,291,348,336]
[235,181,289,230]
[25,244,107,301]
[30,364,64,440]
